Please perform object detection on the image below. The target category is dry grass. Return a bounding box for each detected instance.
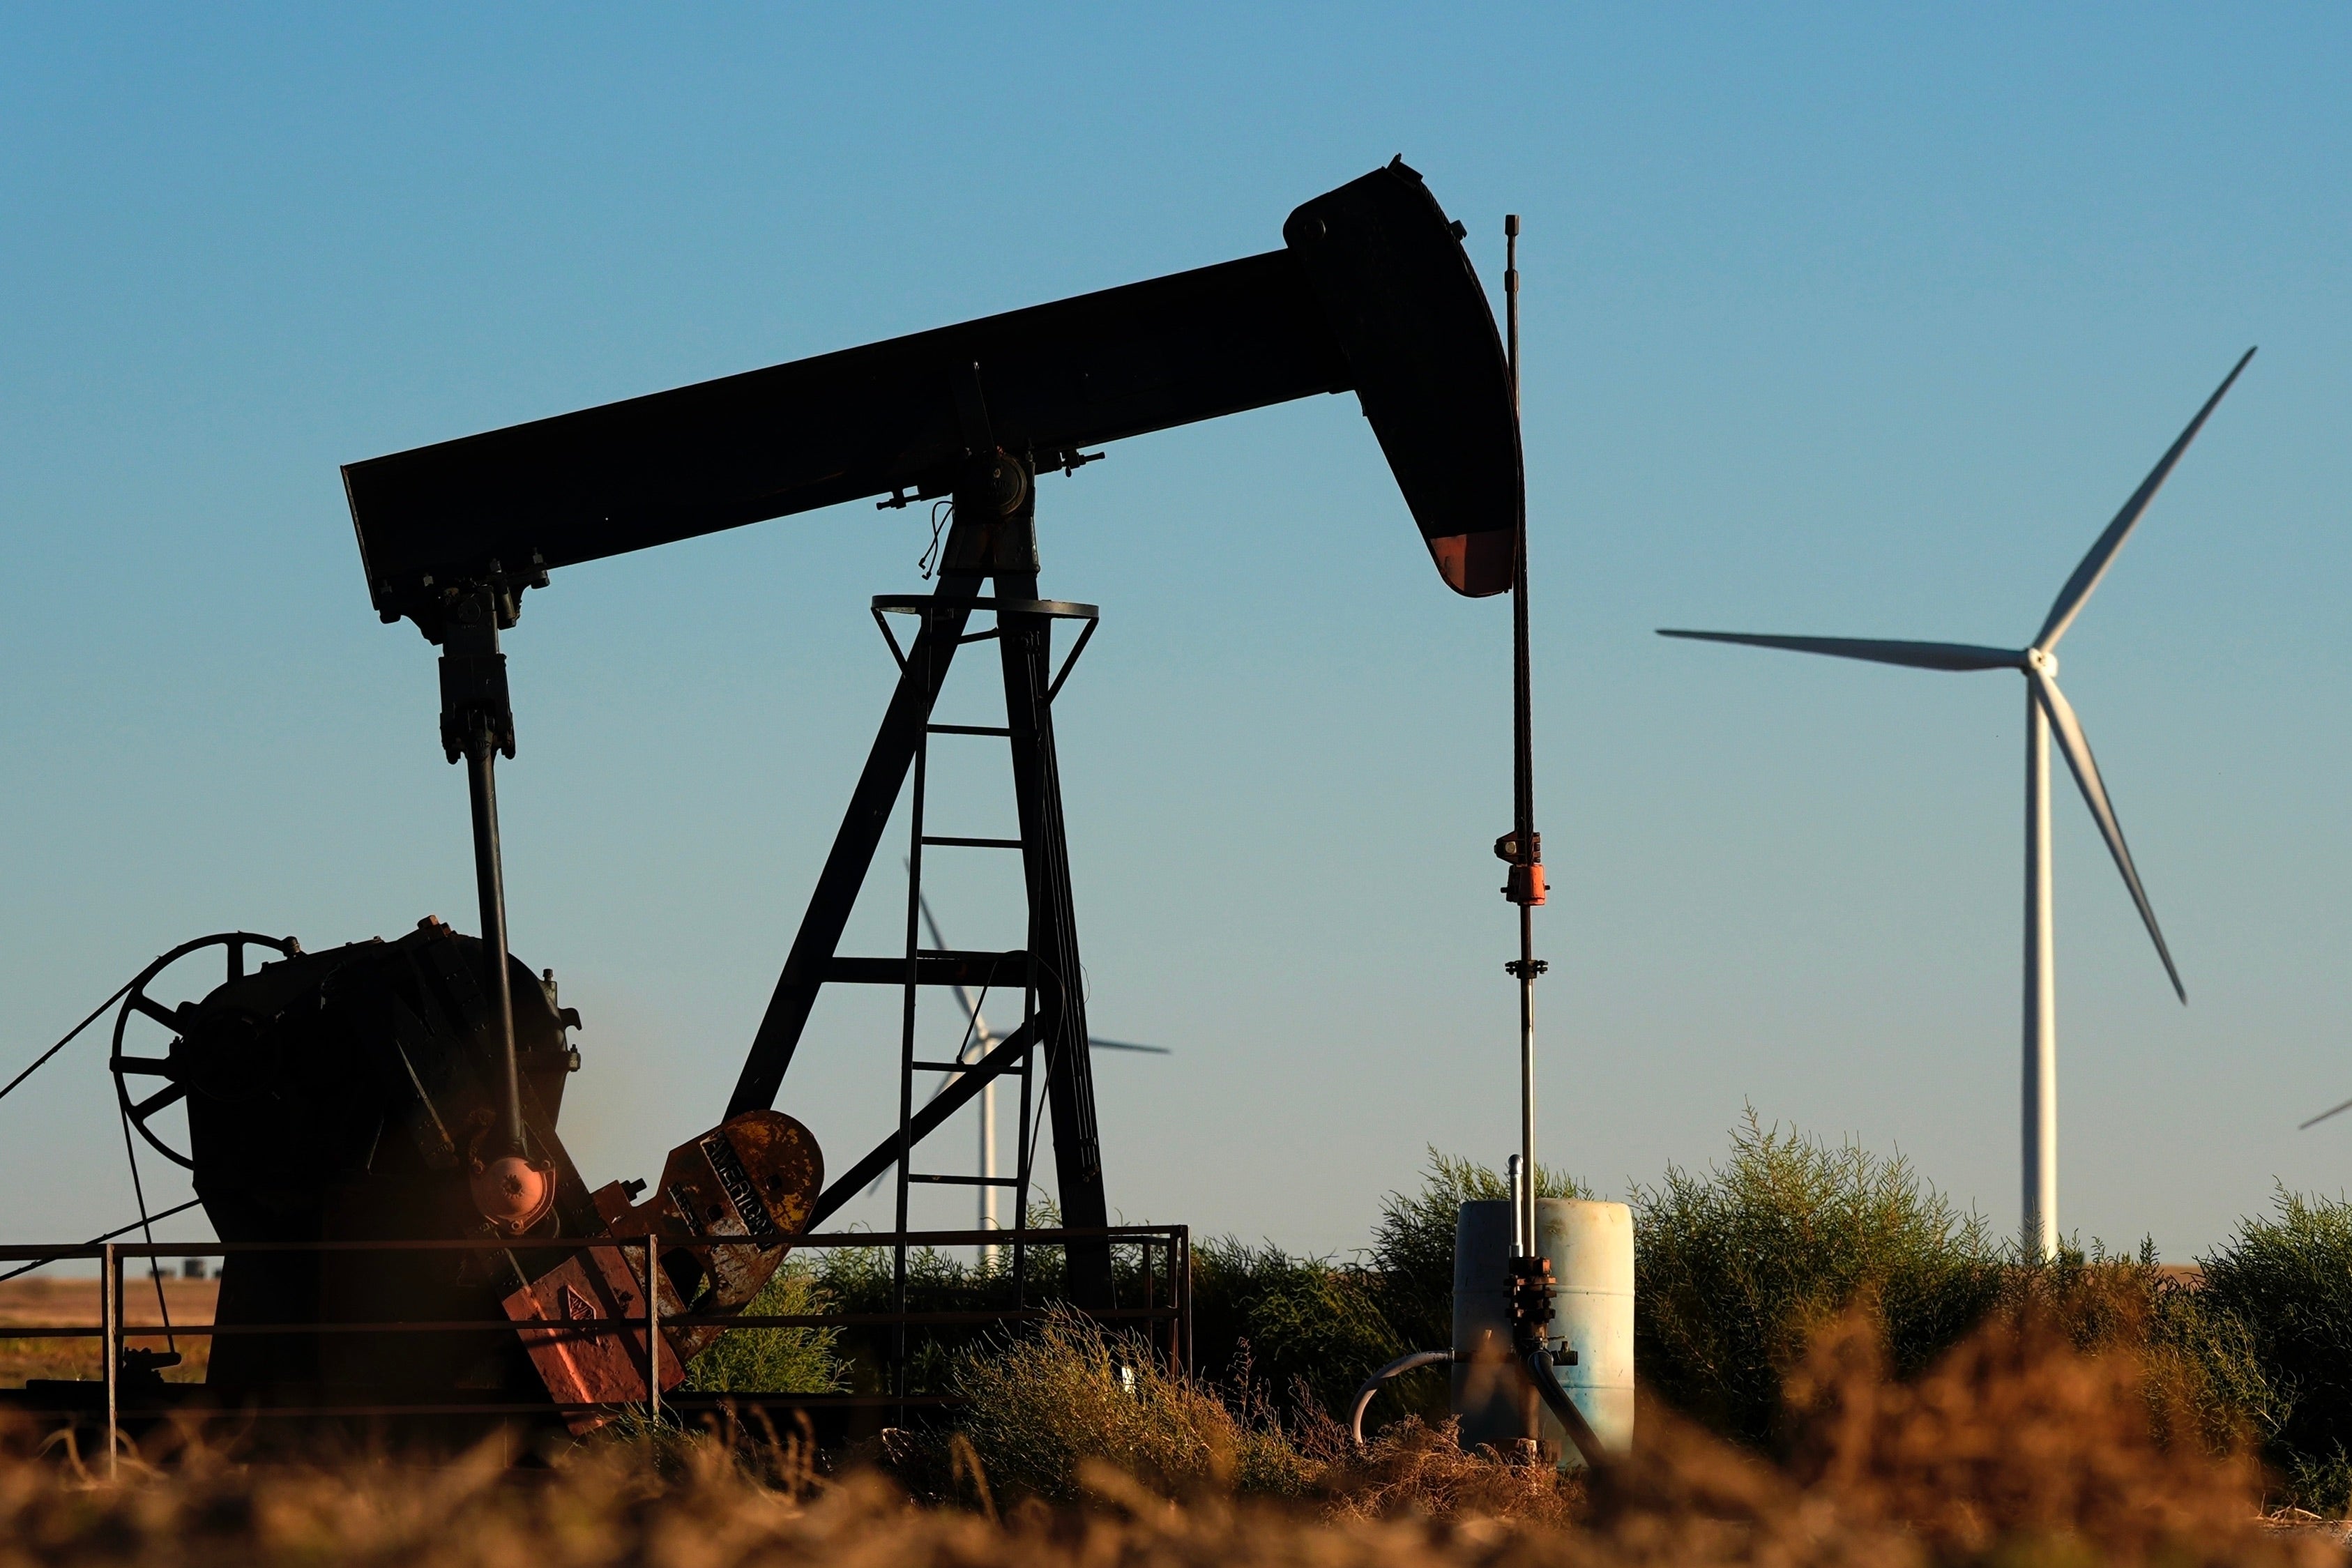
[932,1305,1318,1505]
[1306,1415,1586,1527]
[0,1295,2335,1567]
[1780,1307,2268,1564]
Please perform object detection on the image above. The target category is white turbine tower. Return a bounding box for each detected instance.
[1660,349,2252,1261]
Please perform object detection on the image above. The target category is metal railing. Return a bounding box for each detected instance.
[0,1224,1190,1477]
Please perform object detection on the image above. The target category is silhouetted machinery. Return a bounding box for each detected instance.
[112,925,815,1414]
[96,158,1522,1418]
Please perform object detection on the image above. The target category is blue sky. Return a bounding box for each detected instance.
[2,6,2346,1260]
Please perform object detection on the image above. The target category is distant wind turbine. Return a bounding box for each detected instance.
[863,881,1169,1265]
[1659,349,2252,1261]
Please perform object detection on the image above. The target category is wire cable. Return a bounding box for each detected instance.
[918,498,953,579]
[0,979,135,1105]
[3,958,202,1337]
[115,1099,176,1353]
[0,1198,204,1284]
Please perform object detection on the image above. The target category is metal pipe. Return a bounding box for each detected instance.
[980,1064,999,1265]
[1504,213,1542,1261]
[1521,1345,1604,1470]
[2023,684,2056,1261]
[1179,1228,1192,1376]
[0,1222,1183,1260]
[464,717,525,1155]
[1518,908,1538,1256]
[1349,1348,1457,1448]
[0,1302,1187,1338]
[1013,985,1035,1303]
[100,1242,119,1480]
[645,1235,661,1423]
[1506,1155,1526,1256]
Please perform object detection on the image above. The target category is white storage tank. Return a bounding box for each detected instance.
[1451,1197,1634,1467]
[1533,1198,1634,1461]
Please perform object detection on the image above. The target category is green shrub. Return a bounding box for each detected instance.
[791,1123,2341,1511]
[1190,1238,1404,1420]
[949,1304,1314,1504]
[808,1208,1174,1397]
[814,1241,1026,1396]
[682,1260,845,1395]
[1190,1148,1577,1429]
[2197,1186,2352,1500]
[2146,1275,2293,1461]
[1978,1236,2289,1468]
[1630,1109,2004,1451]
[1999,1238,2169,1353]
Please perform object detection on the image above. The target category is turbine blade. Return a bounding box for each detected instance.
[2031,669,2186,1002]
[1657,630,2022,672]
[2300,1096,2352,1132]
[2035,348,2255,652]
[1087,1036,1172,1055]
[911,876,996,1053]
[916,886,950,954]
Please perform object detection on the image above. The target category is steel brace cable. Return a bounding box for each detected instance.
[0,978,136,1104]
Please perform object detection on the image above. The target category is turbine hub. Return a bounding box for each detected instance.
[2025,647,2058,677]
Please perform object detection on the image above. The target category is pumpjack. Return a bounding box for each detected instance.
[45,158,1522,1421]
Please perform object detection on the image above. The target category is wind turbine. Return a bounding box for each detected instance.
[864,882,1169,1265]
[1659,349,2252,1261]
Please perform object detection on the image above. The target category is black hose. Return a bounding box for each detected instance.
[1349,1346,1610,1471]
[1522,1345,1606,1470]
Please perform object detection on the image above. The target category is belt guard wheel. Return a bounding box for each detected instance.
[110,931,302,1171]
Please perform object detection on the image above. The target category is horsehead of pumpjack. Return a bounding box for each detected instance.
[135,157,1520,1412]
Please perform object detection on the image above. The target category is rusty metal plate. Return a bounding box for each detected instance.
[503,1243,683,1432]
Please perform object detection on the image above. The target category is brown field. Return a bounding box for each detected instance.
[0,1274,217,1385]
[0,1302,2342,1567]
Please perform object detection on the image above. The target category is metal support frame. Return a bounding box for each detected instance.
[729,452,1117,1403]
[887,667,1046,1390]
[879,582,1107,1391]
[101,1242,119,1479]
[993,569,1111,1302]
[645,1235,661,1423]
